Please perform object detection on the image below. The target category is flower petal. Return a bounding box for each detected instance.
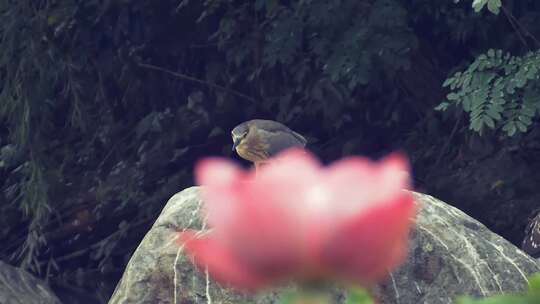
[186,150,417,290]
[252,148,321,192]
[195,158,244,187]
[195,158,247,230]
[195,154,309,283]
[178,231,267,290]
[322,192,416,285]
[324,153,411,220]
[251,149,331,224]
[245,149,328,260]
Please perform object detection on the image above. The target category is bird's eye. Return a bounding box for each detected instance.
[232,131,248,142]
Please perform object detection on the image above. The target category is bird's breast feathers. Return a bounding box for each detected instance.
[235,141,269,162]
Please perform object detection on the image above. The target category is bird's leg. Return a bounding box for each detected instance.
[254,161,268,177]
[254,162,262,177]
[254,162,259,177]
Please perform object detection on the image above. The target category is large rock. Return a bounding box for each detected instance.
[0,261,62,304]
[109,187,540,304]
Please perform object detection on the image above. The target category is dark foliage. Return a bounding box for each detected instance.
[1,0,539,302]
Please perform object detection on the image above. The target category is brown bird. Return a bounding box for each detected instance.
[231,119,307,171]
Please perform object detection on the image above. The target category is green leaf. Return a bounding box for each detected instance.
[471,109,483,120]
[279,292,297,304]
[487,0,502,15]
[469,60,481,72]
[471,95,485,110]
[504,123,517,136]
[484,116,495,129]
[280,290,333,304]
[347,288,374,304]
[456,295,531,304]
[520,106,536,117]
[447,92,460,101]
[516,121,528,132]
[506,84,516,94]
[443,77,454,88]
[463,74,473,88]
[518,115,532,126]
[472,0,488,13]
[485,106,502,120]
[463,98,472,112]
[435,102,450,111]
[529,273,540,294]
[470,116,483,132]
[515,76,527,88]
[525,65,538,80]
[491,97,505,105]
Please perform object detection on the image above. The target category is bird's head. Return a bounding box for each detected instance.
[231,122,250,151]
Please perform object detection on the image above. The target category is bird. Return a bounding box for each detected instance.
[231,119,307,171]
[522,210,540,259]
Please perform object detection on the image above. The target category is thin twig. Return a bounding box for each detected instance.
[39,218,151,265]
[502,6,540,48]
[502,7,529,49]
[138,62,258,103]
[434,112,463,167]
[505,6,540,47]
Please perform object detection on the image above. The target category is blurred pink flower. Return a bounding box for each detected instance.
[178,149,417,291]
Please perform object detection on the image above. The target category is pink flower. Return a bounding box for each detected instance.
[178,149,417,291]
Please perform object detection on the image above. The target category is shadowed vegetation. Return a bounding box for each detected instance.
[1,0,539,301]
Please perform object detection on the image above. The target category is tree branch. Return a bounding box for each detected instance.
[138,62,258,103]
[502,6,540,49]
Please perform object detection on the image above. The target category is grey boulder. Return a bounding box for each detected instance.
[109,187,540,304]
[0,261,61,304]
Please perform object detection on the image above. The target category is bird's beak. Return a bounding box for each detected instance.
[232,138,240,151]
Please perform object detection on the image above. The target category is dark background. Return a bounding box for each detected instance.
[1,0,540,302]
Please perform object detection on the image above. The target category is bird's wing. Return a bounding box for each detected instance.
[258,129,307,157]
[291,130,307,146]
[249,120,305,141]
